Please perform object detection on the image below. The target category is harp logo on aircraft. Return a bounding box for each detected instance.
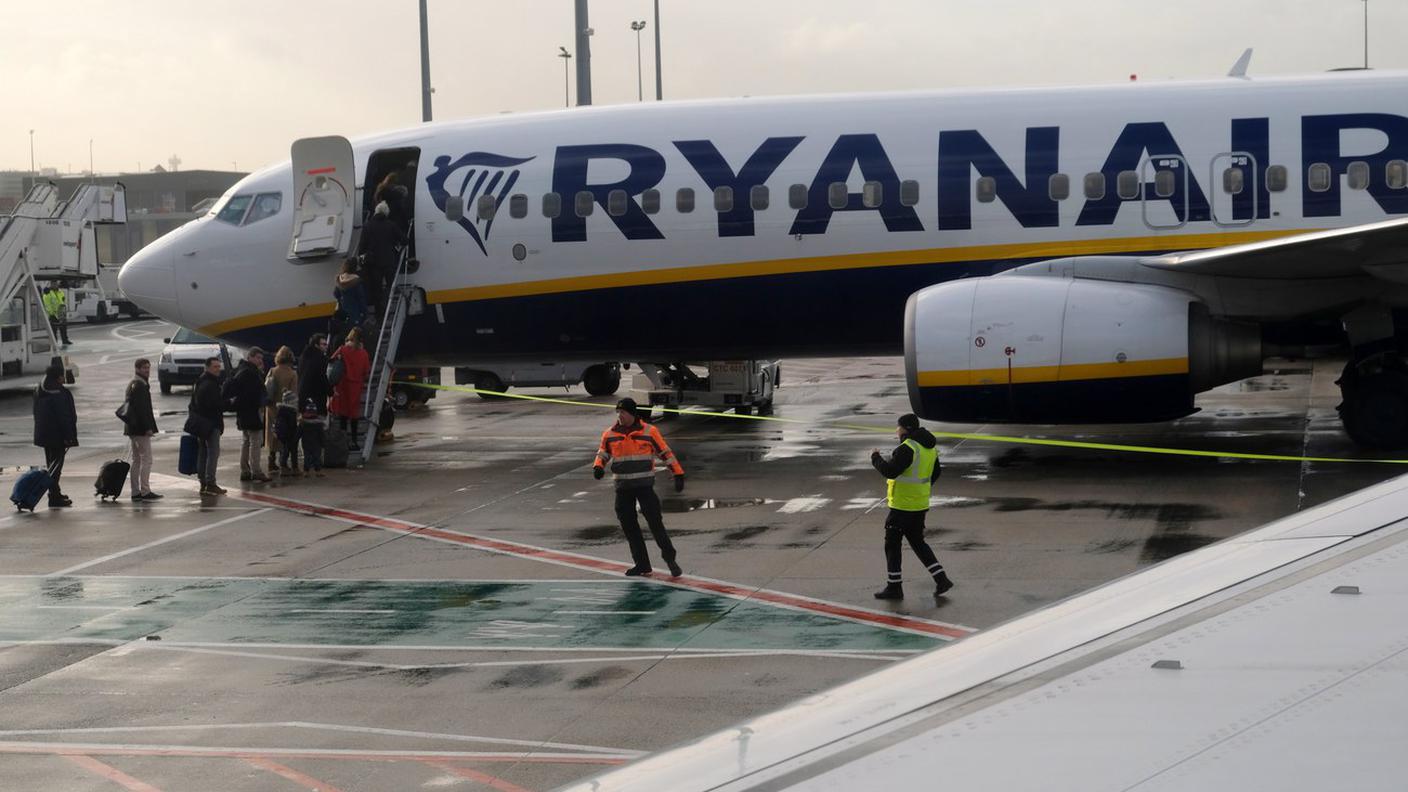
[426,152,536,255]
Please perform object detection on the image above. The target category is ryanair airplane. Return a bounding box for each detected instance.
[119,69,1408,446]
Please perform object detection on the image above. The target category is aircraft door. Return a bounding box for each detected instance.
[1140,155,1189,230]
[288,136,357,262]
[1210,152,1257,227]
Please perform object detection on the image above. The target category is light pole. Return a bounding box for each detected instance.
[558,47,573,108]
[1362,0,1369,69]
[630,21,647,101]
[653,0,662,100]
[28,129,35,181]
[88,138,94,181]
[419,0,433,121]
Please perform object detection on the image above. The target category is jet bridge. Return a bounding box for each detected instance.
[0,181,127,385]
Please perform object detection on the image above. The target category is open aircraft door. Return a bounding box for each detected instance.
[288,136,357,262]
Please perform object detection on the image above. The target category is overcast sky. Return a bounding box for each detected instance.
[4,0,1401,174]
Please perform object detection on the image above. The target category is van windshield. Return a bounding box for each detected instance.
[171,328,218,344]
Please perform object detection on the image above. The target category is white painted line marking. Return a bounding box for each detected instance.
[777,495,832,514]
[35,605,128,610]
[0,721,642,755]
[289,609,396,614]
[554,610,656,615]
[46,509,270,577]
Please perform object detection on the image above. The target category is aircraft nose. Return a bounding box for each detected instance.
[118,239,182,325]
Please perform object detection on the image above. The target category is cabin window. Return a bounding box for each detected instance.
[789,184,808,209]
[714,186,734,212]
[862,181,883,208]
[641,188,661,214]
[1222,167,1245,195]
[574,190,595,217]
[542,192,562,218]
[1153,169,1176,199]
[1117,170,1140,200]
[975,176,997,204]
[1388,160,1408,190]
[899,179,920,206]
[1266,165,1288,192]
[243,192,282,225]
[750,185,769,211]
[1347,161,1370,191]
[1083,172,1106,200]
[607,189,629,217]
[509,194,528,219]
[1048,174,1070,202]
[477,194,497,220]
[215,194,252,225]
[676,188,695,213]
[1308,163,1332,193]
[827,182,848,209]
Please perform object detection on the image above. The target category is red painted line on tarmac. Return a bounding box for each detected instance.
[424,760,537,792]
[245,757,347,792]
[63,755,164,791]
[4,744,625,763]
[226,489,973,640]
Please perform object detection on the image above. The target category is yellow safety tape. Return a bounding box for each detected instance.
[391,381,1408,465]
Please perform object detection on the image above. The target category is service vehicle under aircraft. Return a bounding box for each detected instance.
[119,67,1408,446]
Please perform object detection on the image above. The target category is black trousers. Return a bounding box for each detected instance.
[884,509,945,584]
[48,315,70,344]
[614,486,676,570]
[43,445,67,498]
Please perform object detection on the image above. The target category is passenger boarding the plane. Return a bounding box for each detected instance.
[356,202,402,319]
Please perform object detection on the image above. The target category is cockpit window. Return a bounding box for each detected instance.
[215,194,253,225]
[244,192,283,225]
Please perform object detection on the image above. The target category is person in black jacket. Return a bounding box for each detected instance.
[123,358,161,501]
[298,334,331,415]
[869,414,954,601]
[190,357,228,495]
[33,363,77,508]
[357,202,403,316]
[227,347,269,483]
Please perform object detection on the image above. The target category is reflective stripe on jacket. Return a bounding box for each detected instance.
[595,420,684,488]
[886,438,937,511]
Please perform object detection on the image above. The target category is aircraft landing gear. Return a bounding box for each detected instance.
[1337,352,1408,449]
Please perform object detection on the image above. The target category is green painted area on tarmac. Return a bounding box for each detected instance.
[0,577,941,652]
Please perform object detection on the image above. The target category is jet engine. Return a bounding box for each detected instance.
[904,277,1262,423]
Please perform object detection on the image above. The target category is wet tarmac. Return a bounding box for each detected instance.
[0,320,1398,791]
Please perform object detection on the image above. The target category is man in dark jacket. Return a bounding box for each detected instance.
[191,357,228,495]
[357,202,403,316]
[869,414,954,601]
[227,347,269,483]
[123,358,161,501]
[33,363,77,508]
[298,334,331,415]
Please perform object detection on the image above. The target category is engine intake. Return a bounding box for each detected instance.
[904,277,1261,424]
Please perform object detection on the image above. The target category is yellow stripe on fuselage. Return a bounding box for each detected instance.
[917,357,1190,387]
[198,228,1309,336]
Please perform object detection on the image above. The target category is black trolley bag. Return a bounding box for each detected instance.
[95,458,131,501]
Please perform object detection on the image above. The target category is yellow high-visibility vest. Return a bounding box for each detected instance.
[886,438,937,512]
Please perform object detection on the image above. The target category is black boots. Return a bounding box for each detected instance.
[934,572,955,598]
[624,566,652,577]
[873,583,903,600]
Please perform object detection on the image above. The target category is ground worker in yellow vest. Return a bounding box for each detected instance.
[41,285,71,347]
[870,413,954,601]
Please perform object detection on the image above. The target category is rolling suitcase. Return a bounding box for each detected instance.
[95,459,131,501]
[179,434,200,476]
[11,466,53,512]
[322,423,350,468]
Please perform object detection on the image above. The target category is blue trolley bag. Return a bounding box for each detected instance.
[11,465,54,512]
[178,434,200,476]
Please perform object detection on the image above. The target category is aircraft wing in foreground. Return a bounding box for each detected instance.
[564,472,1408,791]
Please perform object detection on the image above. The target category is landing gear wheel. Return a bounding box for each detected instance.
[582,365,621,397]
[475,373,508,401]
[734,405,753,416]
[390,386,411,411]
[1340,370,1408,449]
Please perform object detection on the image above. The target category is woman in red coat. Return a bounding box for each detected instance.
[329,327,372,438]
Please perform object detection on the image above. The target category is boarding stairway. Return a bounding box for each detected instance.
[351,251,414,465]
[0,182,124,383]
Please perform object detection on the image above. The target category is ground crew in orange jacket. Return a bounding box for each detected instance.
[593,398,685,577]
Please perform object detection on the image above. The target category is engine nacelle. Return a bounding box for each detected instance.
[904,277,1262,424]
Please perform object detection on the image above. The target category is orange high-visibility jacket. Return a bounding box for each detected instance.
[594,420,684,487]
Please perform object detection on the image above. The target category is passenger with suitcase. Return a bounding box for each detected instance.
[120,357,161,501]
[227,347,270,483]
[32,363,77,509]
[329,328,370,447]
